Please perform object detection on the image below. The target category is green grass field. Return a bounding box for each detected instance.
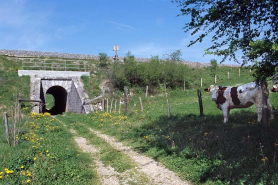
[1,55,278,184]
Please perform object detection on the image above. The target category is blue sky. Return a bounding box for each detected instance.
[0,0,236,64]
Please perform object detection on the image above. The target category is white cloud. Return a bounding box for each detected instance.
[106,20,136,30]
[0,0,53,50]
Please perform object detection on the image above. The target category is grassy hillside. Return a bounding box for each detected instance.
[1,55,278,184]
[0,56,30,115]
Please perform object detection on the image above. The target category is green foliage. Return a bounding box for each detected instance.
[98,52,110,68]
[210,59,218,76]
[0,113,98,184]
[45,94,54,110]
[248,39,278,81]
[124,51,135,63]
[110,56,190,92]
[172,0,278,81]
[165,49,183,62]
[0,56,30,114]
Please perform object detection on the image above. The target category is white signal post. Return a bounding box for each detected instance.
[113,44,119,61]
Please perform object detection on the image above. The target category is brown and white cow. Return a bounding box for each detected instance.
[204,82,274,123]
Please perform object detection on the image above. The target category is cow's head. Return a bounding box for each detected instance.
[271,84,278,92]
[204,85,219,102]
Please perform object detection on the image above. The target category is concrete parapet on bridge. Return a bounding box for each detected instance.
[18,70,93,115]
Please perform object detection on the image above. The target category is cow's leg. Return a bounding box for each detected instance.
[255,104,263,122]
[267,99,274,121]
[222,107,229,123]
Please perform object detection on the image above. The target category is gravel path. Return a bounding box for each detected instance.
[64,120,190,185]
[86,128,190,185]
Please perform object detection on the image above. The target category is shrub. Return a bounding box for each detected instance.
[98,53,110,68]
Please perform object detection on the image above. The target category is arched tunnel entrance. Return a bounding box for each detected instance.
[44,86,68,115]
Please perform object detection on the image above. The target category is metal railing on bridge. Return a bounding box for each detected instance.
[20,58,88,71]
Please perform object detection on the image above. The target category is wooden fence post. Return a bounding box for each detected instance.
[197,89,205,123]
[124,86,128,113]
[228,71,230,79]
[165,93,171,118]
[146,86,148,98]
[239,68,241,77]
[115,99,117,113]
[18,93,21,124]
[4,112,10,146]
[10,106,16,146]
[119,98,122,113]
[107,98,109,112]
[110,99,113,113]
[139,97,144,113]
[102,87,105,111]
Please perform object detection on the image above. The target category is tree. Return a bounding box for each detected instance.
[124,51,135,63]
[172,0,278,76]
[172,0,278,124]
[98,53,110,68]
[210,59,218,76]
[167,49,183,62]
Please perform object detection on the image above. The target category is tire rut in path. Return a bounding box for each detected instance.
[74,136,121,185]
[88,128,190,185]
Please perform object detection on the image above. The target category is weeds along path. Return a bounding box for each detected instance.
[56,119,151,185]
[56,117,190,185]
[74,136,121,185]
[69,129,121,185]
[88,128,190,185]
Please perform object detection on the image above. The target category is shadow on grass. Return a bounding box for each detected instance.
[131,110,278,184]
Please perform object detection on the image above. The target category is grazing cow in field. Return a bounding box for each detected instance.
[204,82,274,123]
[271,74,278,92]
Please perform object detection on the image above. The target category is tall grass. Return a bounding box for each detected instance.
[0,113,99,184]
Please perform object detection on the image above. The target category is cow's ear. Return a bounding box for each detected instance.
[204,88,209,92]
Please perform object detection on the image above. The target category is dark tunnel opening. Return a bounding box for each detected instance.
[44,86,68,115]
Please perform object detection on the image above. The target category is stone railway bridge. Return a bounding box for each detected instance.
[18,70,93,115]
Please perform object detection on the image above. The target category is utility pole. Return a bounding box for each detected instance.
[113,44,119,61]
